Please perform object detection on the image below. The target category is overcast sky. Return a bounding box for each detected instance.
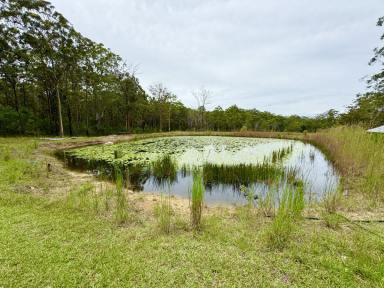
[50,0,384,116]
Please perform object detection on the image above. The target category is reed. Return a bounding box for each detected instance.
[114,168,129,224]
[307,126,384,202]
[191,170,205,230]
[240,184,255,208]
[154,194,172,234]
[202,162,284,189]
[265,184,305,249]
[270,145,293,163]
[258,185,278,217]
[151,154,177,186]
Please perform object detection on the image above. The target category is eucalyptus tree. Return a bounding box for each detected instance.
[118,66,147,132]
[149,83,176,131]
[369,16,384,92]
[192,87,211,130]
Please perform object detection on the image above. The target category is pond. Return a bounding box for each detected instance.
[62,136,339,205]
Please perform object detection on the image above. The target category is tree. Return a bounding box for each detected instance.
[368,16,384,92]
[192,86,211,130]
[149,83,176,131]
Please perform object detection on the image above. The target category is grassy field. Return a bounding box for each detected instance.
[1,128,384,287]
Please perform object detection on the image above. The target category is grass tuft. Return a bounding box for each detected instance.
[191,170,205,231]
[114,168,130,225]
[265,184,305,249]
[154,194,173,234]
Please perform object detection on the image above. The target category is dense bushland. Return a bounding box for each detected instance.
[1,1,383,137]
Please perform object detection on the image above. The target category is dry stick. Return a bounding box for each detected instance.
[336,214,384,241]
[266,214,384,240]
[303,216,384,223]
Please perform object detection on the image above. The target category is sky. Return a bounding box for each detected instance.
[50,0,384,116]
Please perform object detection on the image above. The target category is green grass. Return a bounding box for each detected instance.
[154,194,173,234]
[191,171,205,231]
[265,184,305,249]
[1,192,383,287]
[1,134,384,287]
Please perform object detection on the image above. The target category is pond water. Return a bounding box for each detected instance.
[63,136,339,205]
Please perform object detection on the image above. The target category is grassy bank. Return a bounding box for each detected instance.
[308,127,384,204]
[1,128,384,287]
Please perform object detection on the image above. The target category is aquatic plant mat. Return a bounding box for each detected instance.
[61,136,339,205]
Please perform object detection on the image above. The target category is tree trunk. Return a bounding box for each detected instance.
[85,86,89,136]
[12,81,19,112]
[168,105,171,132]
[64,75,73,136]
[159,107,162,132]
[56,84,64,137]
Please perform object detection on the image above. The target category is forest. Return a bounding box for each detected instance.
[1,0,383,136]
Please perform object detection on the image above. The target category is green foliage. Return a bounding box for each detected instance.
[339,93,384,127]
[0,1,383,137]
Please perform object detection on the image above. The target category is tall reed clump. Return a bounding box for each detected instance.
[202,162,284,189]
[271,145,293,163]
[151,154,177,186]
[114,168,129,224]
[258,185,278,217]
[265,183,305,249]
[321,186,343,229]
[154,194,172,234]
[151,154,177,233]
[308,126,384,203]
[191,170,205,231]
[322,187,342,214]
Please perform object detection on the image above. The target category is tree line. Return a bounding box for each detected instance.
[0,1,383,136]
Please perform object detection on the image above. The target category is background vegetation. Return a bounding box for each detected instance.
[1,1,383,136]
